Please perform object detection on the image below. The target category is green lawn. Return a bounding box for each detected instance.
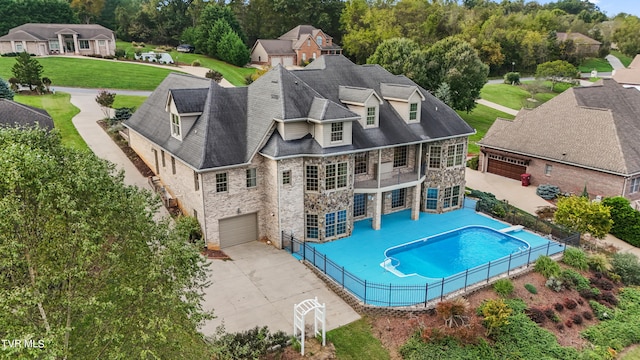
[116,40,256,86]
[0,57,185,90]
[327,319,390,360]
[611,50,633,67]
[14,92,86,151]
[112,95,147,109]
[481,84,532,110]
[579,57,613,73]
[457,104,515,155]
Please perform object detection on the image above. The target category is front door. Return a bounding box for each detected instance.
[39,44,46,55]
[65,40,75,53]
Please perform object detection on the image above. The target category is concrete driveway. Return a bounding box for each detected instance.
[200,242,361,335]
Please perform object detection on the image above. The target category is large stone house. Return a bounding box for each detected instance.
[478,76,640,206]
[0,99,54,130]
[125,55,474,249]
[0,23,116,56]
[250,25,342,67]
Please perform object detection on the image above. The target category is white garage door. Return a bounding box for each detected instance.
[270,57,281,67]
[282,57,294,67]
[219,213,258,248]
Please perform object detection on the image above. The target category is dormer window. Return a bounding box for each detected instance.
[409,103,418,121]
[170,113,181,138]
[366,107,376,126]
[331,122,343,142]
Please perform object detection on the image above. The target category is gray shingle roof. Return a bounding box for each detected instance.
[279,25,332,41]
[0,23,113,41]
[0,99,53,130]
[380,83,423,101]
[479,79,640,175]
[556,32,601,45]
[169,88,208,114]
[126,55,474,170]
[338,86,379,104]
[254,39,296,56]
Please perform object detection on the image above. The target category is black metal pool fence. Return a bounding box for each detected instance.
[282,204,578,307]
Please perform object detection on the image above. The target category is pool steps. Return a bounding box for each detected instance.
[498,225,524,233]
[380,257,407,277]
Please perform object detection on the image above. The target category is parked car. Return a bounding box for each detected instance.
[177,44,195,53]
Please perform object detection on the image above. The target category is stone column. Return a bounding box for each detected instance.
[411,184,421,220]
[372,193,382,230]
[72,34,79,54]
[57,34,65,54]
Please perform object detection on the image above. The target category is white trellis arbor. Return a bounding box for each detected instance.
[293,297,326,355]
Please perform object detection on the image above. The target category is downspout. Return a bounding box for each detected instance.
[200,172,208,249]
[277,160,282,248]
[622,177,628,198]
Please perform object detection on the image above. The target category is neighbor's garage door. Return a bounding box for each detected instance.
[282,57,294,67]
[219,213,258,248]
[487,158,526,180]
[270,57,281,67]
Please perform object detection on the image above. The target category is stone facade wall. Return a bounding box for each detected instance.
[128,131,205,225]
[303,155,354,242]
[421,138,467,213]
[381,186,414,214]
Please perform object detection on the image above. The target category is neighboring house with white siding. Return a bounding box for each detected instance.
[0,23,115,56]
[125,55,474,250]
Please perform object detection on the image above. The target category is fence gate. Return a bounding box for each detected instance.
[293,297,326,355]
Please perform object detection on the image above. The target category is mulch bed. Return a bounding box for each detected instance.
[201,248,231,260]
[97,120,154,177]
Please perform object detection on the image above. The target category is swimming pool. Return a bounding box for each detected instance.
[383,226,530,278]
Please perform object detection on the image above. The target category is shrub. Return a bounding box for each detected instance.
[210,325,288,360]
[554,303,564,312]
[466,155,479,170]
[560,269,590,291]
[545,277,563,292]
[582,311,593,320]
[601,197,640,247]
[588,254,611,273]
[564,298,578,310]
[580,287,600,300]
[534,256,561,278]
[556,323,564,331]
[524,283,537,294]
[565,319,573,328]
[436,298,470,328]
[562,247,589,270]
[590,277,614,291]
[205,69,223,83]
[577,298,584,306]
[526,307,546,324]
[543,308,556,319]
[535,206,556,220]
[601,292,618,306]
[191,59,201,67]
[536,184,560,200]
[479,299,512,337]
[504,71,521,85]
[610,252,640,285]
[589,300,612,320]
[571,314,583,325]
[493,278,514,297]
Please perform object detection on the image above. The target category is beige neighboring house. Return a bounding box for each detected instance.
[478,74,640,206]
[250,25,342,67]
[0,23,116,56]
[612,54,640,86]
[556,32,601,56]
[124,55,474,250]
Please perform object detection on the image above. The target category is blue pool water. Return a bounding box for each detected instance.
[385,226,530,278]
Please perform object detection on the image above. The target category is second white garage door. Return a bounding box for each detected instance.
[219,213,258,248]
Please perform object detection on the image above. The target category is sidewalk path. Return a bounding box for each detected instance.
[605,54,626,70]
[466,168,640,257]
[476,99,519,116]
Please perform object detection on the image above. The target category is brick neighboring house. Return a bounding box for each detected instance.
[478,77,640,205]
[556,32,601,57]
[0,23,116,56]
[0,99,54,130]
[124,55,474,250]
[250,25,342,67]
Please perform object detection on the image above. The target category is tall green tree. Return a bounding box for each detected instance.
[0,77,14,100]
[405,37,488,112]
[71,0,105,23]
[612,15,640,57]
[367,37,419,75]
[217,30,250,66]
[0,128,212,359]
[11,52,44,91]
[601,197,640,247]
[0,0,78,35]
[554,196,613,239]
[535,60,579,91]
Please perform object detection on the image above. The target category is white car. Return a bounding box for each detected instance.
[135,51,174,64]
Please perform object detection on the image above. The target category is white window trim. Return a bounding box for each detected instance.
[330,122,343,143]
[170,113,181,139]
[216,172,228,193]
[325,162,348,190]
[79,40,90,50]
[365,106,376,127]
[246,168,257,188]
[409,102,419,122]
[631,178,640,193]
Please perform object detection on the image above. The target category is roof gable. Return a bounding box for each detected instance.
[380,83,425,102]
[5,23,113,41]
